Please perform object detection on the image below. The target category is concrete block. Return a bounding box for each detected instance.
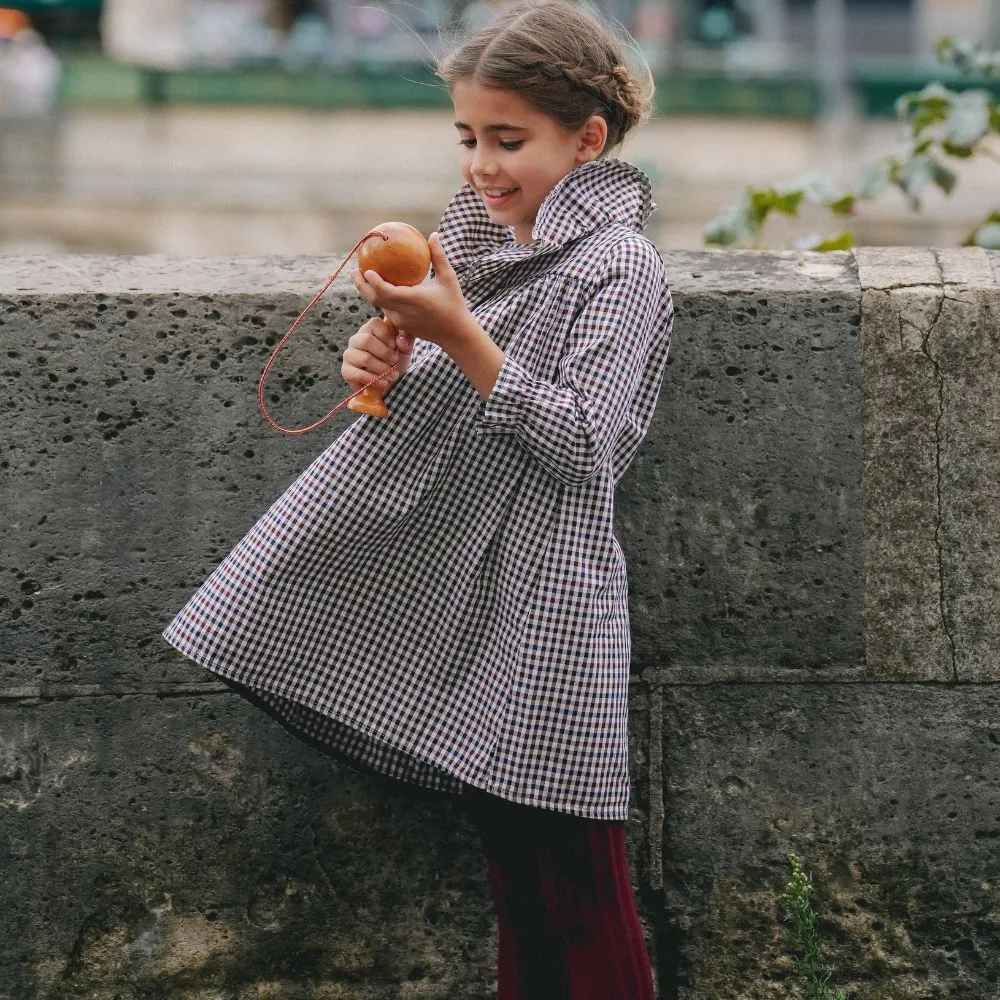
[859,249,1000,681]
[0,694,495,999]
[620,250,865,683]
[1,258,376,693]
[658,683,1000,1000]
[860,282,952,680]
[931,273,1000,681]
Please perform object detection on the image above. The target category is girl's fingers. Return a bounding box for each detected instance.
[369,317,399,350]
[343,367,394,392]
[428,233,459,286]
[343,344,397,375]
[348,322,399,365]
[352,269,378,305]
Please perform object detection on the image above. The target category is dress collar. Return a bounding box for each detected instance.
[437,158,655,275]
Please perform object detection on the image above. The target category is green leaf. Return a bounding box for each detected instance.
[796,171,836,202]
[897,82,954,135]
[793,171,856,214]
[792,231,855,252]
[772,189,806,216]
[941,139,975,158]
[934,35,957,65]
[894,155,935,208]
[892,154,956,205]
[931,160,958,194]
[745,186,804,227]
[813,231,856,251]
[826,194,856,216]
[946,88,991,146]
[704,200,755,246]
[936,36,1000,77]
[973,223,1000,249]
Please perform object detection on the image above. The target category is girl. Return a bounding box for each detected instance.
[164,1,673,996]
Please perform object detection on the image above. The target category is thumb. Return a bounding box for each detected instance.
[362,268,394,299]
[429,233,457,285]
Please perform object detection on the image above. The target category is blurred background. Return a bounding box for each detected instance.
[0,0,997,254]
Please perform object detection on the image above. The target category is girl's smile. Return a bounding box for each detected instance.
[451,79,606,243]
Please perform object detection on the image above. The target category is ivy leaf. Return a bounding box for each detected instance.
[772,189,806,217]
[705,202,754,246]
[946,88,991,146]
[795,171,856,214]
[743,189,768,228]
[893,155,956,206]
[797,171,837,203]
[974,224,1000,249]
[941,139,975,158]
[794,231,856,252]
[746,186,803,227]
[826,194,857,216]
[894,156,934,208]
[936,36,1000,77]
[931,160,958,194]
[972,212,1000,249]
[935,36,958,65]
[897,82,953,135]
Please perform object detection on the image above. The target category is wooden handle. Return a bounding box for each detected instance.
[346,313,397,418]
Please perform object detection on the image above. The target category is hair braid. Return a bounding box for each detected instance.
[438,0,653,151]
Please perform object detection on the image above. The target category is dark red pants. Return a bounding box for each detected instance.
[464,789,656,1000]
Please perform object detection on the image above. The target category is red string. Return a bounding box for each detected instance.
[257,231,397,436]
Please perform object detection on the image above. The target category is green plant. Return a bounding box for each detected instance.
[705,37,1000,251]
[778,853,847,1000]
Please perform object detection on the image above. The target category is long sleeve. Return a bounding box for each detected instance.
[473,238,671,488]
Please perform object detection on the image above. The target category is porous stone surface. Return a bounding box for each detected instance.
[0,695,496,999]
[2,250,999,1000]
[620,250,866,683]
[857,247,1000,681]
[1,258,375,694]
[657,683,1000,1000]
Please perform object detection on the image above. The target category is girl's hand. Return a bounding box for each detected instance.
[351,233,470,350]
[342,316,414,395]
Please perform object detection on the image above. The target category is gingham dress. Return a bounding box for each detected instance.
[163,158,673,820]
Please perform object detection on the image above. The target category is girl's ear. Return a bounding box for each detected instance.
[576,114,608,163]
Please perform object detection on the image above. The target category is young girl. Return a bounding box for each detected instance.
[164,1,673,996]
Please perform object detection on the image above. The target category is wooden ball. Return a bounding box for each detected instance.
[358,222,431,287]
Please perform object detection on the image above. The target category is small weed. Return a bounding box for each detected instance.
[779,853,847,1000]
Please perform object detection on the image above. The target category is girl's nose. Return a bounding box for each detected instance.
[472,148,497,177]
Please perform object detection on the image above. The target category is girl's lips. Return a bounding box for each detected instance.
[481,187,517,209]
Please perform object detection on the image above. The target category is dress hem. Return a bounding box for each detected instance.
[161,627,630,821]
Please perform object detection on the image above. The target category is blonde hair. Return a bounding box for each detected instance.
[437,0,653,151]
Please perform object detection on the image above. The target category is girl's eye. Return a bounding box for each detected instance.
[500,140,523,151]
[458,138,476,148]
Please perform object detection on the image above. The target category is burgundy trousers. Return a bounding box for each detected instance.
[464,788,655,1000]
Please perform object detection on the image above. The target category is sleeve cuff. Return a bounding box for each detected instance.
[477,355,529,433]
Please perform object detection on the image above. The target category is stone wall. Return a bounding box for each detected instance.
[1,248,998,1000]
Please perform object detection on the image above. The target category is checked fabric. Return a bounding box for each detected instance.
[163,158,674,820]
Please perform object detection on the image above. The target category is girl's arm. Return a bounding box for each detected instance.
[474,239,673,487]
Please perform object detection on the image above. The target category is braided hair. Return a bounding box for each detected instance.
[438,0,652,151]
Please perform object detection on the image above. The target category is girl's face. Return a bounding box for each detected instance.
[452,79,606,244]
